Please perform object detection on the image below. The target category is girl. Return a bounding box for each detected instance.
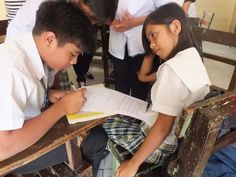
[103,3,211,177]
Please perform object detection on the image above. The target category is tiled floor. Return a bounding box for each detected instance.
[67,44,236,177]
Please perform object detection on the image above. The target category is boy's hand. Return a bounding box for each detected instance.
[48,89,71,103]
[58,88,87,114]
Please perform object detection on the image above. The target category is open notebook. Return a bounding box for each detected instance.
[66,85,157,125]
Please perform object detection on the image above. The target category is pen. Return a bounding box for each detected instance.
[146,102,151,112]
[70,81,76,91]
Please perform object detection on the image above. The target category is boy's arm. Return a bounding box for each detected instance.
[0,89,86,161]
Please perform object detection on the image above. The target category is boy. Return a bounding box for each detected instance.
[0,1,104,176]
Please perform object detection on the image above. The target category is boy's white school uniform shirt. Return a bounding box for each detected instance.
[109,0,184,60]
[148,47,211,145]
[0,33,49,130]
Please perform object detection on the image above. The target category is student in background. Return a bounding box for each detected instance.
[103,3,211,177]
[0,1,104,176]
[109,0,184,101]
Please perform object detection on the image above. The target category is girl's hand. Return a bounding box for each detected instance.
[58,88,87,114]
[116,160,139,177]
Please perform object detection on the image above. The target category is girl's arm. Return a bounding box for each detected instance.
[138,55,157,83]
[116,113,175,177]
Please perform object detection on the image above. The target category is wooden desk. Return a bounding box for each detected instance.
[0,117,106,176]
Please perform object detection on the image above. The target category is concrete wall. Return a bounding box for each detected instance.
[0,0,7,20]
[196,0,236,32]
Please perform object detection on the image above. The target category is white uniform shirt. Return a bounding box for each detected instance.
[148,47,211,145]
[109,0,184,59]
[5,0,44,42]
[0,33,49,130]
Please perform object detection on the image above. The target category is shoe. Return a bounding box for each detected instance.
[86,72,94,80]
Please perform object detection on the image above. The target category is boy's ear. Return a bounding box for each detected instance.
[170,19,181,35]
[44,32,56,47]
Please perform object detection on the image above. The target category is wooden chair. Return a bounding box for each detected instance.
[168,90,236,177]
[0,118,106,177]
[98,25,115,87]
[192,26,236,91]
[0,20,8,43]
[199,11,215,29]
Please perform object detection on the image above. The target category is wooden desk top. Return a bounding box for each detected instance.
[0,117,106,175]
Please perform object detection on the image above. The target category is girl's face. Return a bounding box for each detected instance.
[145,21,180,60]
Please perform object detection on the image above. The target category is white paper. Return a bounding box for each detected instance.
[80,85,157,124]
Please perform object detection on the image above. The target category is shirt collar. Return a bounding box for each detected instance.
[16,33,47,81]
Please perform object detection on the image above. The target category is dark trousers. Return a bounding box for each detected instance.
[14,126,107,177]
[202,145,236,177]
[73,53,93,83]
[111,50,149,101]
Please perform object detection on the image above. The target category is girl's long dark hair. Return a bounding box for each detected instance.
[142,3,201,60]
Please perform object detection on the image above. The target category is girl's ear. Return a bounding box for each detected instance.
[170,19,181,35]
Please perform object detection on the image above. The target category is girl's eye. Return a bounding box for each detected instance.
[151,32,157,39]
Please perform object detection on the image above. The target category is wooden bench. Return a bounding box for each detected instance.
[168,90,236,177]
[0,20,8,43]
[0,118,106,177]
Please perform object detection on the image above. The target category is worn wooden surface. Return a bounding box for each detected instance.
[0,117,106,176]
[169,90,236,177]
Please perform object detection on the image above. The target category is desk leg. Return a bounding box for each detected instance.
[65,137,83,171]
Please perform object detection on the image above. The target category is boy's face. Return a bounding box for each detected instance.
[41,32,82,70]
[48,43,81,70]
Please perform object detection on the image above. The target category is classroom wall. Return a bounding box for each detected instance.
[0,0,7,20]
[196,0,236,32]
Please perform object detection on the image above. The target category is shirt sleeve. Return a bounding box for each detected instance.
[152,65,190,116]
[0,66,27,130]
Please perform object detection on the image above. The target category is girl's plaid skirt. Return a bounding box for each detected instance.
[103,115,177,165]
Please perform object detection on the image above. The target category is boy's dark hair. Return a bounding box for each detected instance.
[84,0,118,23]
[142,3,200,59]
[33,0,96,53]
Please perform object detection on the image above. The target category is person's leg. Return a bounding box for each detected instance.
[81,126,108,177]
[202,145,236,177]
[103,115,176,165]
[13,145,68,175]
[73,53,93,86]
[128,54,149,101]
[112,53,130,95]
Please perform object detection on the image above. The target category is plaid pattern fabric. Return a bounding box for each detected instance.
[58,69,71,90]
[103,115,177,165]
